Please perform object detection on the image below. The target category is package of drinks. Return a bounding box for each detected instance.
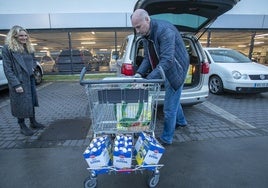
[83,135,112,168]
[113,134,133,169]
[133,132,154,156]
[136,134,165,165]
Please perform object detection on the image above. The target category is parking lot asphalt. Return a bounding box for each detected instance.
[0,81,268,188]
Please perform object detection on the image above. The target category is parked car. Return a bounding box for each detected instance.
[40,55,57,72]
[34,61,43,85]
[116,0,239,105]
[0,46,8,90]
[109,50,119,71]
[0,46,43,90]
[204,47,268,95]
[55,49,93,73]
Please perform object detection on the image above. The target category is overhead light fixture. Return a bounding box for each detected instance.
[255,33,268,38]
[0,34,7,37]
[81,41,96,45]
[91,32,95,35]
[254,41,264,45]
[31,43,37,46]
[99,49,107,51]
[238,45,247,47]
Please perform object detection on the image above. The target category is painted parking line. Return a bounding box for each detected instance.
[202,101,256,129]
[37,82,53,91]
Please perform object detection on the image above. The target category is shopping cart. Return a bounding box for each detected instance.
[80,67,165,188]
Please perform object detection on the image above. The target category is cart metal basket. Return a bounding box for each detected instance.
[80,67,165,188]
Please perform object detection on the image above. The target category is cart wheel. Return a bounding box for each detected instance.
[84,176,97,188]
[147,173,160,188]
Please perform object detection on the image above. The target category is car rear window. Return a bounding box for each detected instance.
[151,13,207,32]
[57,50,83,64]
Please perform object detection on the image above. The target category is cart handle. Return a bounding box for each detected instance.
[79,67,165,85]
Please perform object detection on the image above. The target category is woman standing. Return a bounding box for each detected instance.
[2,25,44,136]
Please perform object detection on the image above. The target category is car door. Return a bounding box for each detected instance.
[0,46,8,87]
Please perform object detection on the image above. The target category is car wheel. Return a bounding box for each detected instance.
[34,67,43,85]
[209,75,224,95]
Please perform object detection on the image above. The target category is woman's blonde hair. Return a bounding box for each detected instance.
[5,25,35,53]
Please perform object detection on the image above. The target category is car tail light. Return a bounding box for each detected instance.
[201,62,209,74]
[121,63,134,76]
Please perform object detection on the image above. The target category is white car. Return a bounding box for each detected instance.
[40,55,57,72]
[116,0,238,105]
[0,46,43,90]
[0,46,8,90]
[204,47,268,94]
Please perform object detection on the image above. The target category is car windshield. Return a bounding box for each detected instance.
[151,13,208,32]
[208,49,251,63]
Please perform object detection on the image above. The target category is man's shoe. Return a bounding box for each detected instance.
[176,124,187,129]
[156,137,171,147]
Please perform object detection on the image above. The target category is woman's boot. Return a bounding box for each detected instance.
[29,108,45,129]
[30,117,45,129]
[18,118,34,136]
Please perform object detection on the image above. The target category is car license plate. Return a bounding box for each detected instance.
[254,83,268,87]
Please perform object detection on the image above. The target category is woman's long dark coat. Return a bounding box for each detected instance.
[2,45,38,118]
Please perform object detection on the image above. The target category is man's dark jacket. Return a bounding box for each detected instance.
[137,18,189,90]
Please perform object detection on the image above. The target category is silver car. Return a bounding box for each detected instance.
[116,0,239,105]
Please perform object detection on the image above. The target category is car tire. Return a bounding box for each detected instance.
[209,75,224,95]
[34,66,43,85]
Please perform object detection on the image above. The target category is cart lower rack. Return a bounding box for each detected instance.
[80,68,165,188]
